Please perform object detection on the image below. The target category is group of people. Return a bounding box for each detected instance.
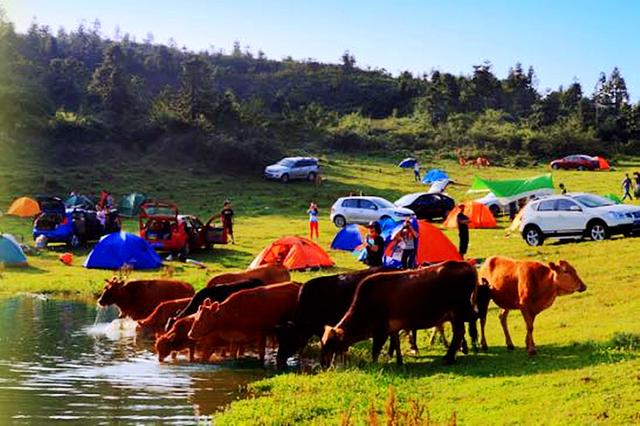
[621,172,640,201]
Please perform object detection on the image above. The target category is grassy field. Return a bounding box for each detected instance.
[1,145,639,424]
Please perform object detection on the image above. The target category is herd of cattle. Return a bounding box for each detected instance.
[96,257,587,367]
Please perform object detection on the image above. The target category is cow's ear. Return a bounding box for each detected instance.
[548,261,558,271]
[210,301,220,312]
[203,298,213,308]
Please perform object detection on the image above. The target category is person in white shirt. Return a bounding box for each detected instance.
[413,161,421,182]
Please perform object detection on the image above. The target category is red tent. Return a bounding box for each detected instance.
[249,236,334,271]
[443,201,497,229]
[595,156,610,170]
[385,220,462,264]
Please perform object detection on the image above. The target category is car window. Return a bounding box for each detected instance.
[359,199,377,210]
[341,199,359,208]
[277,159,295,167]
[417,195,435,205]
[395,194,418,206]
[557,199,581,211]
[372,198,394,209]
[537,200,556,211]
[572,194,614,207]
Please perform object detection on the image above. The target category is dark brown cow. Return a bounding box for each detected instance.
[189,282,300,364]
[205,264,290,287]
[321,261,478,366]
[477,256,586,355]
[97,277,195,321]
[136,298,191,336]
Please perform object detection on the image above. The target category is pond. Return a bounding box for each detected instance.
[0,295,266,424]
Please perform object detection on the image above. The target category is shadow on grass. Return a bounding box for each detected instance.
[2,264,48,274]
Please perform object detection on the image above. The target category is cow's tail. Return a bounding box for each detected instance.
[475,278,491,321]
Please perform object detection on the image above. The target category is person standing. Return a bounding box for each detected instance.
[364,221,385,267]
[395,218,418,269]
[633,172,640,199]
[413,161,421,182]
[220,200,235,244]
[456,204,470,258]
[559,183,567,194]
[307,202,319,240]
[622,174,633,202]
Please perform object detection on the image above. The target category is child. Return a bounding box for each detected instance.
[307,202,319,239]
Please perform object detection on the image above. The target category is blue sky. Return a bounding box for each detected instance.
[3,0,639,100]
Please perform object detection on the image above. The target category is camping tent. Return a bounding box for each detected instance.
[603,193,622,204]
[595,156,610,170]
[0,234,28,265]
[398,158,417,168]
[384,219,461,267]
[443,201,497,229]
[331,224,368,251]
[250,236,334,271]
[65,194,96,209]
[507,208,526,234]
[84,232,162,270]
[469,174,554,203]
[7,197,40,217]
[422,169,449,184]
[118,193,148,217]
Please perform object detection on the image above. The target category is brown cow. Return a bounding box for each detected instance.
[477,256,587,355]
[97,277,195,321]
[136,298,191,336]
[321,261,478,366]
[189,282,300,363]
[155,315,226,362]
[206,264,290,287]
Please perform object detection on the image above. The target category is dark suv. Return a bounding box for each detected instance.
[394,192,455,221]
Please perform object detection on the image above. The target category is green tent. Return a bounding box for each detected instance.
[603,193,622,204]
[118,193,148,217]
[0,234,27,266]
[469,174,555,202]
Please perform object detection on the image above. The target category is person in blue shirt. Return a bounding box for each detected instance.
[307,202,319,239]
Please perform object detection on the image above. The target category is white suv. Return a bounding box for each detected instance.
[330,196,414,228]
[519,193,640,246]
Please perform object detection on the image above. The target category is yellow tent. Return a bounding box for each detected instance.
[507,209,526,235]
[7,197,40,217]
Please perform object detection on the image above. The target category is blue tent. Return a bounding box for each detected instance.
[331,224,367,251]
[0,234,27,265]
[398,158,417,168]
[422,169,449,184]
[84,232,162,270]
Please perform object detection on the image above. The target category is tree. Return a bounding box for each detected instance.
[174,56,217,122]
[502,63,538,118]
[88,44,133,114]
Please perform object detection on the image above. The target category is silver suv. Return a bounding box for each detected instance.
[330,196,414,228]
[264,157,319,183]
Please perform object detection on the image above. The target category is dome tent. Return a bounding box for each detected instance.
[330,224,368,251]
[7,197,40,217]
[384,219,461,267]
[422,169,449,184]
[118,193,148,217]
[84,232,162,270]
[250,236,334,271]
[0,234,28,266]
[443,201,497,229]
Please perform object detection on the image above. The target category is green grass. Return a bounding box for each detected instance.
[1,146,640,424]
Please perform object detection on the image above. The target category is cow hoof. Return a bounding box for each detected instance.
[472,345,479,354]
[442,356,456,365]
[461,346,469,355]
[481,344,488,352]
[528,349,537,356]
[507,344,515,351]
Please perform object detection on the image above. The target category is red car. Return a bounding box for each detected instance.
[139,202,227,255]
[549,155,599,171]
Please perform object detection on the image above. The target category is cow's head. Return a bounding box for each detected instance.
[549,260,587,295]
[320,326,346,368]
[97,277,125,306]
[188,298,219,340]
[155,331,175,362]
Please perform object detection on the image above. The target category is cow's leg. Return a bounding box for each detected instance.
[444,319,465,364]
[429,325,448,348]
[188,343,196,362]
[460,336,469,354]
[521,310,537,356]
[390,332,403,365]
[257,335,267,362]
[371,331,388,363]
[498,308,515,350]
[409,329,419,354]
[468,317,479,353]
[476,281,491,351]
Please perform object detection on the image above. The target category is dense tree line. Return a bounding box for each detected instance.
[1,13,640,169]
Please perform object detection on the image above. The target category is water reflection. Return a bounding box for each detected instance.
[0,295,265,424]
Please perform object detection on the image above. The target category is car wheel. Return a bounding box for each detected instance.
[333,215,346,228]
[577,166,586,171]
[523,225,544,246]
[280,174,289,183]
[587,220,608,241]
[68,235,80,249]
[307,172,317,182]
[551,163,560,170]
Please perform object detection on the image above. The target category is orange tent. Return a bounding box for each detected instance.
[7,197,40,217]
[249,236,334,271]
[443,201,497,229]
[415,221,462,263]
[595,156,610,170]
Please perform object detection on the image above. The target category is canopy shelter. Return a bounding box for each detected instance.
[331,224,368,251]
[0,234,28,266]
[422,169,449,184]
[469,174,554,203]
[84,232,162,270]
[118,193,148,217]
[384,219,461,268]
[7,197,40,218]
[249,236,334,271]
[443,201,497,229]
[603,193,622,204]
[398,158,417,168]
[65,194,96,209]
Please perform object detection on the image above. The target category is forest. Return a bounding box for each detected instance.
[2,12,640,170]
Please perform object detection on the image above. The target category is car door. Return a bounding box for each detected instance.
[292,160,306,179]
[414,195,435,219]
[341,198,359,223]
[555,199,586,235]
[358,199,379,223]
[534,199,558,232]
